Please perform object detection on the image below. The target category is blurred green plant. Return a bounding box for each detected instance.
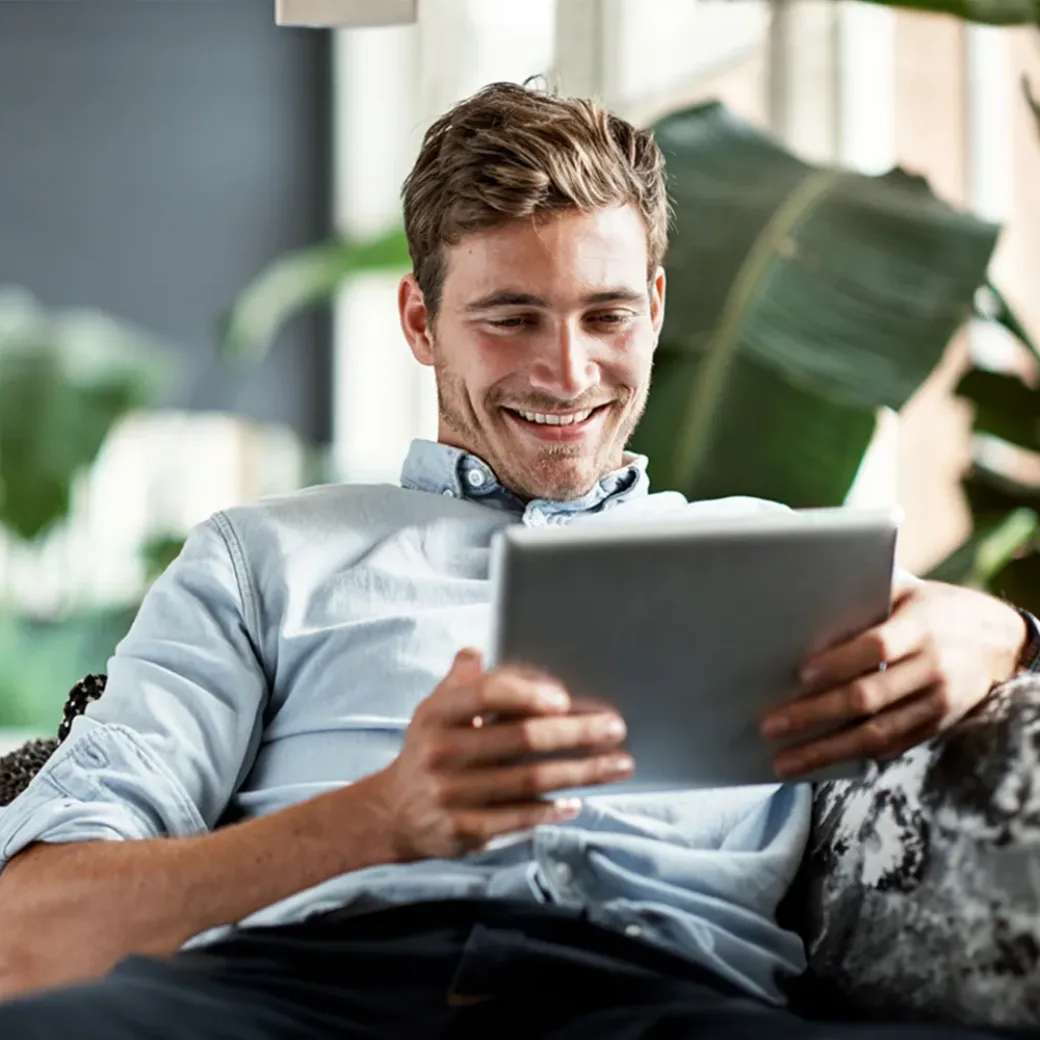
[0,288,167,541]
[0,607,136,731]
[631,102,1004,511]
[0,288,169,729]
[941,323,1040,611]
[635,97,1040,601]
[859,0,1040,599]
[220,228,411,363]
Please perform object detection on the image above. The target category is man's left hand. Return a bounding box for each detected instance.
[759,576,1028,780]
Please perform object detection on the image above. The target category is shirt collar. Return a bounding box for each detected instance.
[399,439,649,518]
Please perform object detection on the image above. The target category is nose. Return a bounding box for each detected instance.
[527,320,600,399]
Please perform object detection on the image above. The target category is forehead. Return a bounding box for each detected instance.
[442,205,650,305]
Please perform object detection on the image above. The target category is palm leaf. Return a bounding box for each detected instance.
[633,102,999,508]
[221,228,411,362]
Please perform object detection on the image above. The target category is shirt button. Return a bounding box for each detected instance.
[466,468,487,488]
[624,924,643,939]
[552,862,573,886]
[442,488,456,498]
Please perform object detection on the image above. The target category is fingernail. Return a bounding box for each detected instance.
[554,798,582,820]
[761,715,789,739]
[800,666,819,686]
[610,753,635,774]
[454,649,484,676]
[598,716,626,739]
[538,685,570,710]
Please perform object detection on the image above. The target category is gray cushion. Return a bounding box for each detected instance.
[802,675,1040,1026]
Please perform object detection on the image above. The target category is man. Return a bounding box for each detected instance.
[0,82,1033,1039]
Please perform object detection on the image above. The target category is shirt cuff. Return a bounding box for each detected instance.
[0,723,207,871]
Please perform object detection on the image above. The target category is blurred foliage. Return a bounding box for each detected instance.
[871,0,1040,602]
[0,607,135,730]
[630,102,1000,509]
[220,228,411,362]
[141,533,188,586]
[0,288,171,731]
[0,288,167,541]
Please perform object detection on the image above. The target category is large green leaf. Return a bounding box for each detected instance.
[0,289,168,542]
[956,368,1040,451]
[221,228,411,362]
[633,102,999,507]
[862,0,1039,23]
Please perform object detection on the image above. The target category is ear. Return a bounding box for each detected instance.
[649,267,666,341]
[399,273,435,366]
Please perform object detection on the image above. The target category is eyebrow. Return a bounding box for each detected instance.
[463,288,646,312]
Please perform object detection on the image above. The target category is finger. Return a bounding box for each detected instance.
[444,751,635,804]
[445,648,485,685]
[893,572,922,599]
[772,687,945,780]
[427,666,570,727]
[871,719,937,764]
[800,608,925,690]
[761,651,939,740]
[452,798,584,849]
[435,711,627,766]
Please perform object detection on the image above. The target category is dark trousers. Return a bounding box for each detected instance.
[0,899,1034,1039]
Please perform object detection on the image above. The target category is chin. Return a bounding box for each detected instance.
[515,460,603,503]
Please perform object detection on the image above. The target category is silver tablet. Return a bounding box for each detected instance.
[488,507,899,792]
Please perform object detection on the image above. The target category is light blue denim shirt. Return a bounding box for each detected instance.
[0,439,811,1004]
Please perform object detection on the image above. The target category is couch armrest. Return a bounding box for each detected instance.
[800,675,1040,1026]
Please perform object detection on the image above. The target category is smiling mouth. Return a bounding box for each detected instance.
[503,404,610,428]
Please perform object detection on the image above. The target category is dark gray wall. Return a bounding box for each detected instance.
[0,1,332,441]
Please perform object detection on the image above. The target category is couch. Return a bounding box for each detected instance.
[4,672,1040,1028]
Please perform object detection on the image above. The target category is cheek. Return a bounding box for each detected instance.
[607,328,654,386]
[471,335,529,384]
[452,338,516,411]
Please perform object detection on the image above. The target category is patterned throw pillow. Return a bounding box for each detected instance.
[0,674,107,807]
[801,675,1040,1027]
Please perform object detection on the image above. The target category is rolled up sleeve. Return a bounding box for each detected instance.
[0,512,268,871]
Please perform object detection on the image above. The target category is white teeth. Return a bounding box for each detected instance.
[515,408,594,426]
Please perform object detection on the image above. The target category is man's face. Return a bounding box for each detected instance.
[399,205,665,501]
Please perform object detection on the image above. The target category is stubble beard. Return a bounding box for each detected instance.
[434,359,647,502]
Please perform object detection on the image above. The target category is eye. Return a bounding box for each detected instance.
[589,311,633,327]
[488,316,533,329]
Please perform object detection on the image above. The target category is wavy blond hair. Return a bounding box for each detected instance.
[402,81,670,316]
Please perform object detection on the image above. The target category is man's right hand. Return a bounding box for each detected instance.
[373,648,633,861]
